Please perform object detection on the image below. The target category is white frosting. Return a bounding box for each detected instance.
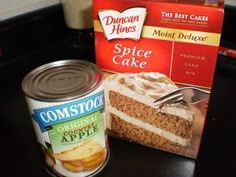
[104,72,194,146]
[106,72,177,100]
[104,72,193,121]
[107,106,190,146]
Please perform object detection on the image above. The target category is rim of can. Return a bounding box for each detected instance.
[22,60,103,102]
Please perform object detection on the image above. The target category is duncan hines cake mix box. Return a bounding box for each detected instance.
[93,0,224,159]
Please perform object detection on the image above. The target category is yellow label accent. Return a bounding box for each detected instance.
[94,20,221,46]
[142,26,221,46]
[94,20,103,32]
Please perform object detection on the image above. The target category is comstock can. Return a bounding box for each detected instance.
[22,60,109,177]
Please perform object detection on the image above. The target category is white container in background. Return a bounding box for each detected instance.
[61,0,93,30]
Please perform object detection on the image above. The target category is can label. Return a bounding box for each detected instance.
[34,91,104,131]
[26,86,108,176]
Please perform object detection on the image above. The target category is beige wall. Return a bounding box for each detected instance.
[0,0,60,21]
[226,0,236,6]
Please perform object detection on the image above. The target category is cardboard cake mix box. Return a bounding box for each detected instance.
[93,0,224,159]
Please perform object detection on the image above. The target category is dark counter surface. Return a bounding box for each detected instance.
[0,38,236,177]
[1,4,236,177]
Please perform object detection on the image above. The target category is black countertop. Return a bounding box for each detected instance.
[1,4,236,177]
[1,37,236,177]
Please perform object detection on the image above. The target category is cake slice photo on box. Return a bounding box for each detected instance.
[103,72,209,159]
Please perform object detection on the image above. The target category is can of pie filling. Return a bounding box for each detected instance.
[22,60,109,177]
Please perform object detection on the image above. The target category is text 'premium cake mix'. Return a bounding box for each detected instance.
[93,0,224,158]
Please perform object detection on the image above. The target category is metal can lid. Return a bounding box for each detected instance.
[22,60,103,102]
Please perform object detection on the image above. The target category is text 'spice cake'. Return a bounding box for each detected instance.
[93,0,224,158]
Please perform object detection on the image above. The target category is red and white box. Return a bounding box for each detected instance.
[93,0,224,158]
